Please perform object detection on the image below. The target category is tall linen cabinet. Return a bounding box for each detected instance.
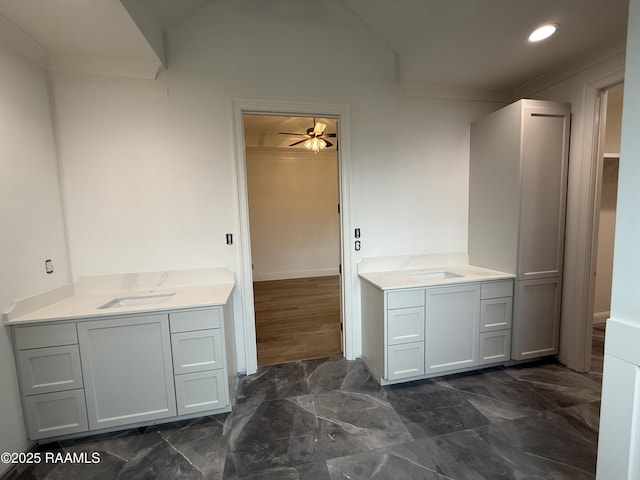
[469,99,570,361]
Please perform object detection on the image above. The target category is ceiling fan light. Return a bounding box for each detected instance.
[528,24,558,42]
[304,137,326,153]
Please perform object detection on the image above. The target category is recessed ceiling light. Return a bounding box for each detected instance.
[528,24,558,42]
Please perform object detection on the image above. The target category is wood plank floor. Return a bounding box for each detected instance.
[253,275,342,366]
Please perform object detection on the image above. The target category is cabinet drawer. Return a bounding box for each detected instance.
[387,307,424,345]
[24,389,88,440]
[170,308,221,333]
[387,289,425,310]
[480,280,513,299]
[175,370,227,415]
[479,330,511,365]
[18,345,83,395]
[171,329,223,374]
[386,342,424,380]
[480,297,513,332]
[14,323,77,350]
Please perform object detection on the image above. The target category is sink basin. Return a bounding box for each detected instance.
[409,271,463,280]
[99,293,175,309]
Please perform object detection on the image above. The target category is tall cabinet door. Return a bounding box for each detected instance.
[518,104,570,280]
[78,314,176,430]
[513,278,562,360]
[425,284,480,374]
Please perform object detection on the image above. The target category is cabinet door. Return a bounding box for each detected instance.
[425,284,480,374]
[24,389,88,440]
[387,307,425,345]
[78,314,176,430]
[518,105,570,280]
[18,345,83,395]
[512,278,562,360]
[479,330,511,365]
[386,342,424,380]
[175,370,227,415]
[171,329,223,374]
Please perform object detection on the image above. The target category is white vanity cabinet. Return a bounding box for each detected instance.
[469,99,570,361]
[11,296,236,441]
[13,323,88,440]
[361,277,514,385]
[77,314,176,431]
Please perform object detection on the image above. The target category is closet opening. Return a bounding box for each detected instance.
[588,82,623,373]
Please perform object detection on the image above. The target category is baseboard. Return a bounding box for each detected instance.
[252,268,339,282]
[593,311,610,324]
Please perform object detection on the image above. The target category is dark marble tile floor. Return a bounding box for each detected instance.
[4,328,606,480]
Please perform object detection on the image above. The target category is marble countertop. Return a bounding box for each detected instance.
[358,264,514,290]
[4,268,235,325]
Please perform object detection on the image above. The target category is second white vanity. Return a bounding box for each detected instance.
[359,255,515,385]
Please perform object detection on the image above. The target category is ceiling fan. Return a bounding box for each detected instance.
[278,119,336,153]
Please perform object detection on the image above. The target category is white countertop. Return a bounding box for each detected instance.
[4,268,235,325]
[358,264,514,290]
[5,284,234,325]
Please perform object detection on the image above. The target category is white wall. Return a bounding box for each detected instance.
[49,0,509,367]
[597,0,640,476]
[246,148,339,281]
[374,94,504,257]
[0,39,71,475]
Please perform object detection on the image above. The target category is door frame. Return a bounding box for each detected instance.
[578,71,625,371]
[232,99,353,375]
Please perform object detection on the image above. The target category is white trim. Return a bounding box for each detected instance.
[232,99,353,375]
[515,45,626,99]
[580,71,625,372]
[596,317,640,479]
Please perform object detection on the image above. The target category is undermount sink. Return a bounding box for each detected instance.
[99,293,175,309]
[409,271,463,280]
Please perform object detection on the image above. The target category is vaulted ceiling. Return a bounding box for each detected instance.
[0,0,629,92]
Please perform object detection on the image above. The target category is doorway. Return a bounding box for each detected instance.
[243,114,342,366]
[589,82,623,373]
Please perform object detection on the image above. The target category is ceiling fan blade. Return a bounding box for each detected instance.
[323,140,333,148]
[313,122,327,135]
[325,133,337,137]
[278,132,307,136]
[289,139,307,146]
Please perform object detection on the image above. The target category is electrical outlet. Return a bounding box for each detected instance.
[45,259,54,274]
